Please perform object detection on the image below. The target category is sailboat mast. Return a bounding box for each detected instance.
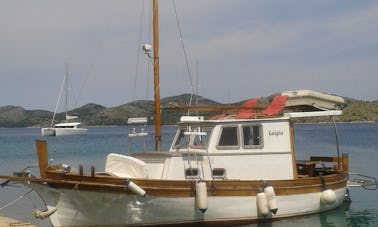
[65,64,69,123]
[153,0,161,151]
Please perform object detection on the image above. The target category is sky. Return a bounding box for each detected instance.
[1,0,377,111]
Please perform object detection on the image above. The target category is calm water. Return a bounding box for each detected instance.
[0,123,377,226]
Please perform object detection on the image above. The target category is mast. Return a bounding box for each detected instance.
[65,64,69,123]
[153,0,161,151]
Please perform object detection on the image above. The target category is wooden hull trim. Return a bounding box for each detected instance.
[1,171,347,197]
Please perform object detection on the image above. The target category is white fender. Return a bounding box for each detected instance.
[264,186,278,214]
[126,180,147,197]
[320,189,336,205]
[256,192,269,216]
[195,180,208,213]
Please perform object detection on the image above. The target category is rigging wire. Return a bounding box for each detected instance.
[75,5,118,107]
[146,1,153,100]
[131,0,197,109]
[172,0,195,109]
[49,65,79,125]
[134,0,195,106]
[66,67,79,116]
[133,0,153,101]
[0,189,33,210]
[133,0,146,101]
[50,74,66,127]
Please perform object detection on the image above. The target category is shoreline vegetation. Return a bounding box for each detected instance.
[0,93,377,127]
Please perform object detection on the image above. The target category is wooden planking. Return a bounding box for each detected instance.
[35,140,48,179]
[0,168,347,197]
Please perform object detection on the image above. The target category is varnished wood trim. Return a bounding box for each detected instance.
[289,122,298,179]
[1,169,347,197]
[342,153,349,173]
[36,140,48,179]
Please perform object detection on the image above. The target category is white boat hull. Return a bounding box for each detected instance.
[41,128,56,136]
[31,183,346,226]
[41,128,87,136]
[54,128,88,136]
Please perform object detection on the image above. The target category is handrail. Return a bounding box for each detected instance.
[348,172,378,190]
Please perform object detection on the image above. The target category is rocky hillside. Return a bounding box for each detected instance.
[0,94,376,127]
[341,98,378,122]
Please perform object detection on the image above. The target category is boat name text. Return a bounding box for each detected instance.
[269,129,284,136]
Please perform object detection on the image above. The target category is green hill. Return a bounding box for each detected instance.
[0,93,376,127]
[341,99,378,122]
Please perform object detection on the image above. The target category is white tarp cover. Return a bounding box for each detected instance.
[105,153,147,178]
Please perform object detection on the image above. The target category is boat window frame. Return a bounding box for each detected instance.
[241,123,264,149]
[212,168,227,179]
[216,124,240,150]
[172,125,213,150]
[185,168,199,179]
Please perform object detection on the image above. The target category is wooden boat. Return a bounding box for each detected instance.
[0,1,357,226]
[2,108,350,226]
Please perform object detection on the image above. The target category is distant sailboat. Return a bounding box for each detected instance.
[41,64,87,136]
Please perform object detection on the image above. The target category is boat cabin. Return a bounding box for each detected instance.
[131,116,294,181]
[107,90,346,183]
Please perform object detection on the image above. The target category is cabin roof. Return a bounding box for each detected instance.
[55,122,81,127]
[178,110,342,125]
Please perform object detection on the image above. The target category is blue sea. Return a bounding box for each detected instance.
[0,123,377,226]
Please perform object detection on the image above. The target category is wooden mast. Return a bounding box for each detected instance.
[153,0,161,151]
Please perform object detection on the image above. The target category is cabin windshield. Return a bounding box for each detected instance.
[173,126,212,150]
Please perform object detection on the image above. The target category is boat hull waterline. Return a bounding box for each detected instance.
[41,127,88,136]
[20,173,347,227]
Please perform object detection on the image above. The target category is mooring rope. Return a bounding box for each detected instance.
[34,206,58,219]
[0,189,33,210]
[34,195,61,219]
[34,183,68,219]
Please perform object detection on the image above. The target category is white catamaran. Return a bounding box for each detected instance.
[41,64,87,137]
[1,1,376,226]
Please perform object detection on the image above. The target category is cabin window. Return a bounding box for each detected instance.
[212,168,226,179]
[242,125,263,148]
[173,126,212,150]
[185,168,199,179]
[217,126,239,149]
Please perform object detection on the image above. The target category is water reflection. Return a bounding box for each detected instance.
[239,202,351,227]
[238,199,378,227]
[345,208,378,227]
[1,124,377,227]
